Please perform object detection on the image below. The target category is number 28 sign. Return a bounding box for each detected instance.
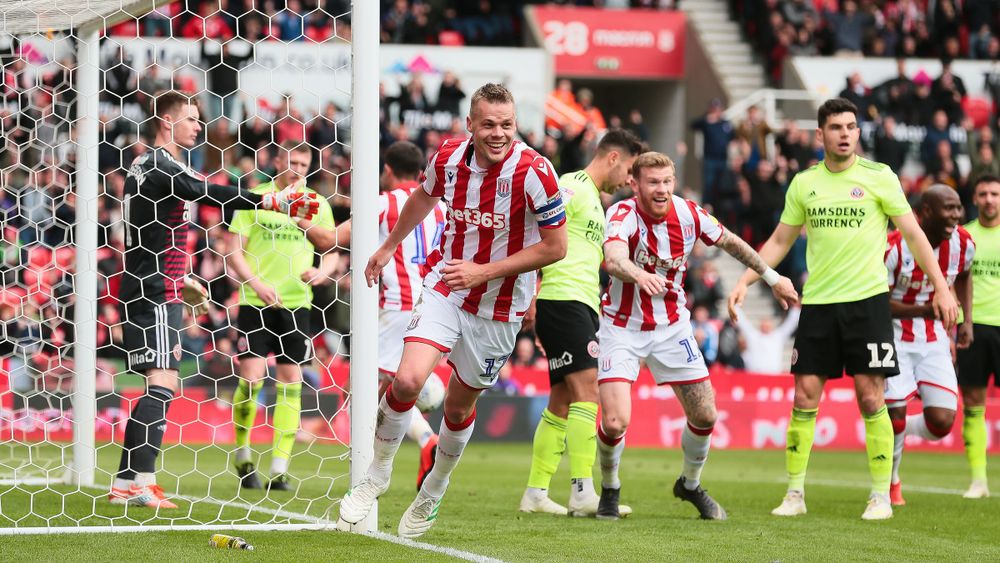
[529,6,686,79]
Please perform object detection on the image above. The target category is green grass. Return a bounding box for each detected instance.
[0,442,997,562]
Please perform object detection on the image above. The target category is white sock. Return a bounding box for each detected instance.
[597,426,625,490]
[681,422,713,490]
[112,477,132,491]
[570,477,596,502]
[406,408,435,448]
[525,486,548,498]
[133,472,156,488]
[369,390,414,482]
[270,457,289,475]
[905,413,938,440]
[235,447,251,464]
[892,429,905,484]
[420,414,475,498]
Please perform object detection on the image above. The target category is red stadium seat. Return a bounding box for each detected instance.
[438,31,465,46]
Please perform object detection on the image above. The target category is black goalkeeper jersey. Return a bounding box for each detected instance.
[120,147,262,307]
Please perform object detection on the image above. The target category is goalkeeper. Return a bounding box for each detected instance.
[226,141,337,491]
[111,92,319,509]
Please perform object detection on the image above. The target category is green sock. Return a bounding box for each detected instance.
[271,382,302,474]
[963,406,988,482]
[786,407,818,492]
[233,379,264,452]
[567,402,598,480]
[864,406,893,495]
[527,408,567,490]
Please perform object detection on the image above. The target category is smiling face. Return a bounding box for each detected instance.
[818,111,859,163]
[467,99,516,169]
[632,165,676,219]
[920,187,963,241]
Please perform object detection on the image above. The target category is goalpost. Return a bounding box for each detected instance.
[0,0,377,534]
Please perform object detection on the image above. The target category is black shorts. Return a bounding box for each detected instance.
[236,306,313,365]
[535,299,600,385]
[957,324,1000,388]
[121,301,183,372]
[791,293,899,378]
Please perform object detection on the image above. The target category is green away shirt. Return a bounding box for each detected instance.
[537,170,606,312]
[228,181,335,309]
[964,220,1000,327]
[779,156,911,305]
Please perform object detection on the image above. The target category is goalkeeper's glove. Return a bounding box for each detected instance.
[262,186,320,220]
[182,276,210,317]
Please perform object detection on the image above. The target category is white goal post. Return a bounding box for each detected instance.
[0,0,378,535]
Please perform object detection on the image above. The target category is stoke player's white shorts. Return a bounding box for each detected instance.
[597,320,709,386]
[403,288,518,390]
[378,309,412,376]
[885,339,958,410]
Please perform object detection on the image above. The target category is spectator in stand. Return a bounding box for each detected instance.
[686,262,725,318]
[435,71,465,115]
[839,72,872,120]
[691,305,720,366]
[401,2,437,44]
[396,74,431,114]
[181,2,234,41]
[690,98,734,208]
[970,141,1000,182]
[824,0,873,56]
[736,306,800,374]
[969,24,995,59]
[736,105,773,167]
[782,0,818,27]
[873,116,909,176]
[576,88,607,131]
[748,158,786,245]
[627,109,649,142]
[276,0,306,41]
[921,109,954,163]
[910,70,936,126]
[932,0,962,47]
[203,42,253,126]
[932,59,967,122]
[776,120,816,172]
[712,150,750,233]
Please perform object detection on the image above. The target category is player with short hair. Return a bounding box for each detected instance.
[520,128,644,517]
[957,173,1000,499]
[226,140,337,491]
[884,185,975,505]
[338,83,568,538]
[110,91,319,508]
[375,140,448,489]
[596,151,798,520]
[728,98,959,520]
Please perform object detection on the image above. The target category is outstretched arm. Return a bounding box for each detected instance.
[891,212,959,328]
[719,227,799,321]
[440,225,567,291]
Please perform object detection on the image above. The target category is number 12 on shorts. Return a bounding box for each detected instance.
[867,342,896,368]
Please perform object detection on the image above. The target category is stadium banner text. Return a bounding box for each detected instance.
[527,6,686,79]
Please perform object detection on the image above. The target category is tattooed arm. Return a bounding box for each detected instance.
[604,240,667,296]
[716,228,800,322]
[715,229,775,279]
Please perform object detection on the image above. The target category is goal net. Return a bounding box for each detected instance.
[0,0,379,534]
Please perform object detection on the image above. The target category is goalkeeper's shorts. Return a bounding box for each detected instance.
[121,301,183,372]
[236,306,313,365]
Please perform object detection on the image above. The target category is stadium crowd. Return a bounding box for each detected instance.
[3,0,999,396]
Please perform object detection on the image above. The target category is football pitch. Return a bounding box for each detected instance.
[0,442,996,562]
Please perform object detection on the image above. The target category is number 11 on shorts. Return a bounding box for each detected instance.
[866,342,896,368]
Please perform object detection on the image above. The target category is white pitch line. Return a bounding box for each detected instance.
[366,530,507,563]
[2,481,506,560]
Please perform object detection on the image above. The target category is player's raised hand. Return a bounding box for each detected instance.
[636,271,667,297]
[365,244,393,287]
[932,289,959,329]
[727,282,748,323]
[441,259,489,291]
[770,276,799,311]
[262,186,320,220]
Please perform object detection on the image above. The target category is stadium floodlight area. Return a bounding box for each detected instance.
[0,0,379,535]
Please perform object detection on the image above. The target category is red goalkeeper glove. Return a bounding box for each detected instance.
[262,186,320,220]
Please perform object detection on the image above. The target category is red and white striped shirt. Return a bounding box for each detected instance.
[885,226,975,343]
[421,138,565,322]
[601,196,724,331]
[378,181,448,311]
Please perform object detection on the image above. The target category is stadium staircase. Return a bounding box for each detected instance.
[682,0,768,104]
